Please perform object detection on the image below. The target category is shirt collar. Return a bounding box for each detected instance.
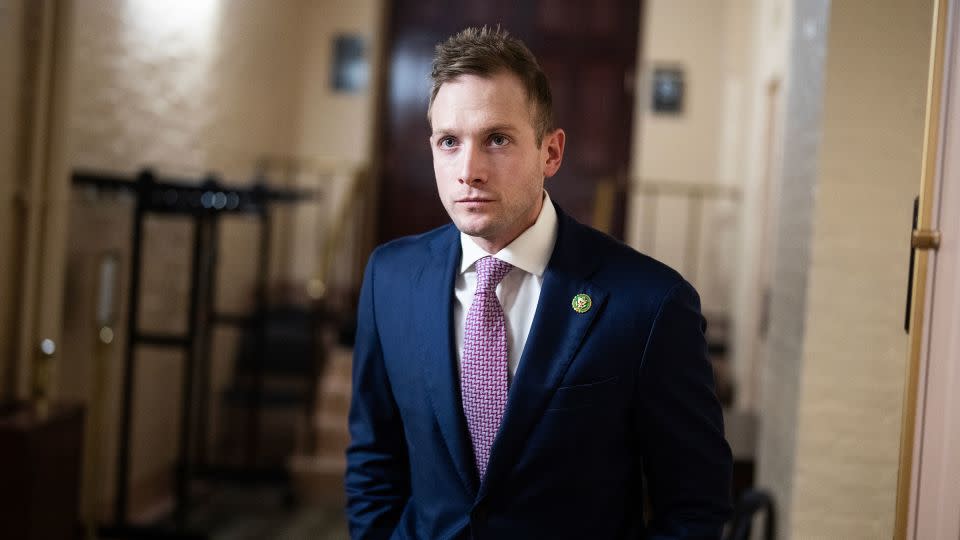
[459,191,558,277]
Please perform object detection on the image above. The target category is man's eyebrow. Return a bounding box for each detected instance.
[483,124,520,134]
[432,124,520,137]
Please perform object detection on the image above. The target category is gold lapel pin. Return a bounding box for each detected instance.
[572,293,592,313]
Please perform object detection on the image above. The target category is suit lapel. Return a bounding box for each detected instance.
[478,209,608,501]
[417,226,479,495]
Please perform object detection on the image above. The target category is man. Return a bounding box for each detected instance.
[346,26,732,539]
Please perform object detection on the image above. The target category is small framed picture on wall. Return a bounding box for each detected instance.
[332,34,369,93]
[651,66,684,114]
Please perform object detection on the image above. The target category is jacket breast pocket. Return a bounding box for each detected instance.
[546,375,620,411]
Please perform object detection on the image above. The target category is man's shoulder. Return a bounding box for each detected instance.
[368,222,457,268]
[567,218,686,293]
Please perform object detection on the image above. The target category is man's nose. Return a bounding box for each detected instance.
[458,143,487,185]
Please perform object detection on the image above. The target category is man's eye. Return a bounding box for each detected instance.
[490,135,508,146]
[439,137,456,148]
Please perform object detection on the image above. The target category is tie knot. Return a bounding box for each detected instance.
[475,256,512,289]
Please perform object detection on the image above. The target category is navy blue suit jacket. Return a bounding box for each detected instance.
[346,204,732,539]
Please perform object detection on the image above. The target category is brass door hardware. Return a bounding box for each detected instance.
[911,229,941,250]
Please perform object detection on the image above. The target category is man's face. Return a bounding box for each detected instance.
[429,71,564,253]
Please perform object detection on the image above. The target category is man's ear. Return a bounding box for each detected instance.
[542,128,565,178]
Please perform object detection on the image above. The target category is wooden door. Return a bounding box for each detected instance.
[376,0,642,244]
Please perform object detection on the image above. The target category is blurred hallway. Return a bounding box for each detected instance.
[2,1,959,539]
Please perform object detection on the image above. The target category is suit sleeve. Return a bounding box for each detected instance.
[636,281,733,540]
[345,251,411,539]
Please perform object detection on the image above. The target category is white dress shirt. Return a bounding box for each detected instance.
[454,192,558,381]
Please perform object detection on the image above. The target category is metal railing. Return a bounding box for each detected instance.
[631,179,741,287]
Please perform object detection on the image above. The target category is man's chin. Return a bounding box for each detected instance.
[451,215,496,236]
[455,225,492,238]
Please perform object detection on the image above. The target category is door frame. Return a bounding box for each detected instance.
[1,0,74,402]
[896,0,960,538]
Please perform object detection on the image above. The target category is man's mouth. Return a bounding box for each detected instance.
[456,197,495,203]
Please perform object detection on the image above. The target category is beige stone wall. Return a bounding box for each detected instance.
[788,1,932,537]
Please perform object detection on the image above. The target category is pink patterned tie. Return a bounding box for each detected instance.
[462,255,513,479]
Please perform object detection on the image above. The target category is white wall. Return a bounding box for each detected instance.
[288,0,384,287]
[730,0,794,410]
[753,3,828,536]
[627,0,757,326]
[296,0,382,166]
[630,0,725,185]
